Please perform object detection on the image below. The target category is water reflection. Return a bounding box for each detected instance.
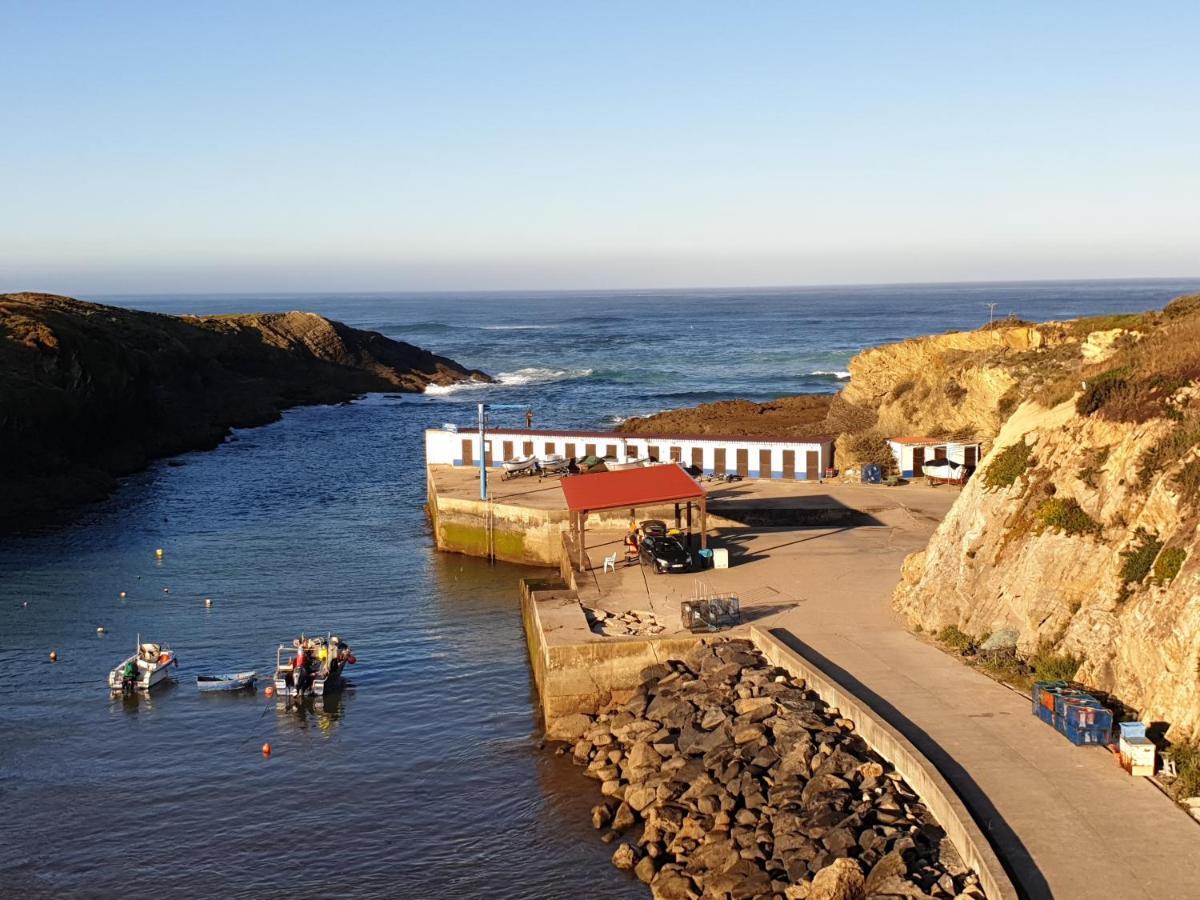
[275,690,350,736]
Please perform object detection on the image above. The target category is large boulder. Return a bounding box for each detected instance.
[809,858,866,900]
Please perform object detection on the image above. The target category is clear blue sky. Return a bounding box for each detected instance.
[2,2,1197,293]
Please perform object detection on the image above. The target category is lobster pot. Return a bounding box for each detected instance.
[1118,722,1156,777]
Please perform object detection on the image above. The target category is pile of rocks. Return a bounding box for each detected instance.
[553,638,984,900]
[585,607,668,637]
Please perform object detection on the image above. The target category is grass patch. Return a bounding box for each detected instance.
[1119,530,1163,596]
[1067,312,1151,338]
[1034,497,1101,536]
[937,625,975,652]
[983,440,1033,490]
[943,380,968,403]
[1154,547,1187,583]
[1166,743,1200,800]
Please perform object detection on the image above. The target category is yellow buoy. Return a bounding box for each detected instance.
[155,548,164,558]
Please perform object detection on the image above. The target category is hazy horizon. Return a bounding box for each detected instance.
[3,3,1198,294]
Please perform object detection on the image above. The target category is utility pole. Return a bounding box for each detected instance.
[986,302,998,325]
[478,402,488,501]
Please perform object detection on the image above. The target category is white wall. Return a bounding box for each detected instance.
[887,440,980,477]
[426,429,834,479]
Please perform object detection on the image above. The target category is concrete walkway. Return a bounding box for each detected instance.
[751,513,1200,900]
[574,487,1200,898]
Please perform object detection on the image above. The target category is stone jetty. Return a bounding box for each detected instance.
[553,639,984,900]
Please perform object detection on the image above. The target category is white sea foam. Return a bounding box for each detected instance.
[423,367,593,396]
[811,370,851,380]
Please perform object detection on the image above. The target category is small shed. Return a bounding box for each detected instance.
[560,464,707,571]
[888,436,982,479]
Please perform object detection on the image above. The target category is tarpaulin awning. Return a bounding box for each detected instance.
[560,463,705,513]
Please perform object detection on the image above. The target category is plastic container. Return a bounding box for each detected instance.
[1032,680,1069,715]
[1062,720,1110,746]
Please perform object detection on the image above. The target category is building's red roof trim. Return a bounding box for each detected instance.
[560,463,706,513]
[433,426,834,445]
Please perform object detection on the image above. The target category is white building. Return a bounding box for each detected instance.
[426,427,835,480]
[887,436,982,479]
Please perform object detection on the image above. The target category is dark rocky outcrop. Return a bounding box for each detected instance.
[0,292,489,532]
[555,639,984,900]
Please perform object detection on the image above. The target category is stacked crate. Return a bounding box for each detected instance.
[1031,681,1113,746]
[1118,722,1156,776]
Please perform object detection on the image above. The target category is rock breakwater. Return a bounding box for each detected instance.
[554,639,983,900]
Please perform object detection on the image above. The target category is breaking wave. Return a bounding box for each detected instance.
[424,367,593,396]
[810,370,851,380]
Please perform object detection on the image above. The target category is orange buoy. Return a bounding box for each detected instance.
[49,651,58,662]
[264,685,276,699]
[262,742,272,757]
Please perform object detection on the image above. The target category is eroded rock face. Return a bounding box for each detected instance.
[894,396,1200,738]
[0,292,489,532]
[557,639,984,899]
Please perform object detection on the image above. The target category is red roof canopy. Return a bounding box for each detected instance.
[560,464,706,513]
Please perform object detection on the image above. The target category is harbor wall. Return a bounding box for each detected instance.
[520,578,703,724]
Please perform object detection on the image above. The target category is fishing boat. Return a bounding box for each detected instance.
[273,634,356,698]
[196,671,257,693]
[108,638,176,694]
[501,455,538,479]
[539,453,570,476]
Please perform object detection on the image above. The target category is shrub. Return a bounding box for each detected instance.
[997,386,1020,419]
[1138,420,1200,488]
[1034,497,1101,536]
[843,431,894,468]
[1068,313,1151,337]
[977,650,1033,690]
[944,380,968,403]
[983,440,1033,490]
[1030,648,1081,682]
[1077,446,1110,489]
[937,625,974,651]
[1166,743,1200,800]
[1120,530,1163,593]
[1154,547,1187,583]
[1077,367,1130,416]
[1163,293,1200,320]
[1176,458,1200,509]
[890,378,915,399]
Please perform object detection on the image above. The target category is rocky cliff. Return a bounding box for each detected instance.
[894,296,1200,739]
[0,292,489,532]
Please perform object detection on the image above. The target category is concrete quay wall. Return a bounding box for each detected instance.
[750,626,1017,900]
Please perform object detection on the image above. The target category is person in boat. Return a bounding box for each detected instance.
[122,658,138,692]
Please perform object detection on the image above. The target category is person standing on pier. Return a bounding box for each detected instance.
[525,407,534,429]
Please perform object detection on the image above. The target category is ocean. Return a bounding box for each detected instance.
[2,279,1197,898]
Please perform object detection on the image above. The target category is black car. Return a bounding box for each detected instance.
[640,534,693,574]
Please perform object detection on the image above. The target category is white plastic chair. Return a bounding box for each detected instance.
[603,552,618,573]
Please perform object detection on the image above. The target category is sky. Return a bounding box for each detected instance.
[1,1,1198,294]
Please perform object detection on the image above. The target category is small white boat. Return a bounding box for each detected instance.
[607,457,652,471]
[274,634,356,699]
[501,455,538,479]
[539,453,570,475]
[196,671,257,693]
[108,639,176,694]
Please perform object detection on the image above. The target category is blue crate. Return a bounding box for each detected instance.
[1053,690,1099,718]
[1060,701,1112,732]
[1032,680,1069,715]
[1035,705,1055,727]
[1062,719,1110,746]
